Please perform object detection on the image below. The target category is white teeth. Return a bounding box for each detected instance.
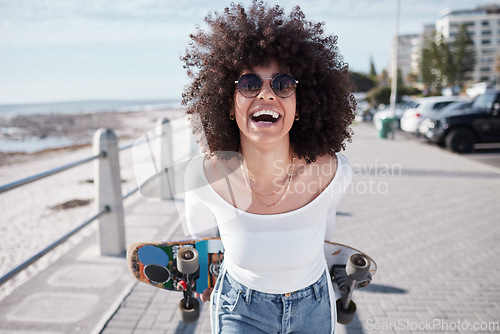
[252,110,280,118]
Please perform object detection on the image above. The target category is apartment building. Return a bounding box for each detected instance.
[436,3,500,84]
[391,34,419,85]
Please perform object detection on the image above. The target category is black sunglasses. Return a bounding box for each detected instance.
[235,73,298,98]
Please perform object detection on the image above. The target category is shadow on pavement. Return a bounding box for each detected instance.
[174,301,205,333]
[341,284,408,333]
[470,147,500,154]
[345,313,365,334]
[398,169,499,179]
[336,211,352,216]
[363,283,408,294]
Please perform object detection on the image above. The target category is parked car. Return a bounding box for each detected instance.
[400,96,464,134]
[352,93,372,121]
[373,100,418,130]
[355,98,371,121]
[418,100,472,135]
[422,90,500,153]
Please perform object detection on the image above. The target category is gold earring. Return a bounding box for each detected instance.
[230,114,235,120]
[295,113,299,121]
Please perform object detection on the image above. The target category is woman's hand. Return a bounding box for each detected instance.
[195,287,214,302]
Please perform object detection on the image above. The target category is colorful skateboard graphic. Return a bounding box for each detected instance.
[127,238,223,293]
[127,238,376,324]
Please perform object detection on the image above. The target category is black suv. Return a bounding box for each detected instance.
[423,90,500,153]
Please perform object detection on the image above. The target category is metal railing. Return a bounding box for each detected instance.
[0,153,104,194]
[0,117,196,286]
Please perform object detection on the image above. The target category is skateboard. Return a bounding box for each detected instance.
[127,238,224,323]
[324,241,377,324]
[127,238,376,324]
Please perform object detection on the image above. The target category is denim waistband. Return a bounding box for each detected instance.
[223,269,328,302]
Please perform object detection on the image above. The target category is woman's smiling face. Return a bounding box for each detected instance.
[232,59,297,148]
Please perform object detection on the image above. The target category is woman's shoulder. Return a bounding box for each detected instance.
[202,154,242,185]
[314,153,338,177]
[311,153,352,202]
[305,152,349,175]
[184,155,209,191]
[334,152,351,173]
[309,152,351,189]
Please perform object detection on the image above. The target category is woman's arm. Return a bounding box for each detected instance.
[185,189,219,238]
[325,154,352,242]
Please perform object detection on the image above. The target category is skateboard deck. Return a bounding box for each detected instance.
[127,238,224,294]
[127,238,376,294]
[324,241,377,276]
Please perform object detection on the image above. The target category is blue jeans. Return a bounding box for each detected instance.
[210,267,335,333]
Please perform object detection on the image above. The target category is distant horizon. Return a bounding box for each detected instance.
[0,97,181,107]
[0,98,183,118]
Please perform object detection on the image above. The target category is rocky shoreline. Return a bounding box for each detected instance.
[0,108,185,166]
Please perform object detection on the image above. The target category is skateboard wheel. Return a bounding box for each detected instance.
[346,254,370,281]
[179,298,200,323]
[336,298,356,325]
[143,264,170,284]
[177,247,199,274]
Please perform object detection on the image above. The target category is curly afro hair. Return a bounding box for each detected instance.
[182,1,355,163]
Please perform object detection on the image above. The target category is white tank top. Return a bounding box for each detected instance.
[184,153,352,294]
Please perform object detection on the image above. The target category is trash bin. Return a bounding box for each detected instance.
[379,117,394,138]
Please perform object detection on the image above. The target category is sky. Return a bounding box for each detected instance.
[0,0,493,104]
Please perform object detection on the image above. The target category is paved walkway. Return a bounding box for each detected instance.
[1,122,499,334]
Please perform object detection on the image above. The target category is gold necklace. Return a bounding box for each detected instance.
[241,157,296,208]
[241,165,288,197]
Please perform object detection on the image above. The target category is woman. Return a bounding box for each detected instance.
[182,2,355,333]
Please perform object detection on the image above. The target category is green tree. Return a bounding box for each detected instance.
[407,72,418,86]
[430,37,445,88]
[420,26,475,92]
[421,34,455,91]
[421,42,435,89]
[439,34,457,86]
[396,68,404,87]
[367,85,421,106]
[369,57,377,78]
[350,72,376,92]
[378,69,389,86]
[421,37,444,92]
[495,53,500,83]
[453,24,475,86]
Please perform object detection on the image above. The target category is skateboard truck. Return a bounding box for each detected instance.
[331,253,372,325]
[176,247,201,323]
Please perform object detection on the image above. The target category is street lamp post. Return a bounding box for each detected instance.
[389,0,400,138]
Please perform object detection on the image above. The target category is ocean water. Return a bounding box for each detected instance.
[0,137,76,154]
[0,99,181,153]
[0,99,181,117]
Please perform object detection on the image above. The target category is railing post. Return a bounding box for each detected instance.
[190,130,199,156]
[94,128,126,256]
[156,118,174,200]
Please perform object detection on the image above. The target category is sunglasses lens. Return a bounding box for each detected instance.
[237,74,262,98]
[237,73,297,98]
[272,74,297,98]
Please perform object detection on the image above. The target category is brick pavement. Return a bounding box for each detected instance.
[102,122,500,334]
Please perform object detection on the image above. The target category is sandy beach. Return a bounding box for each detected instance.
[0,108,187,296]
